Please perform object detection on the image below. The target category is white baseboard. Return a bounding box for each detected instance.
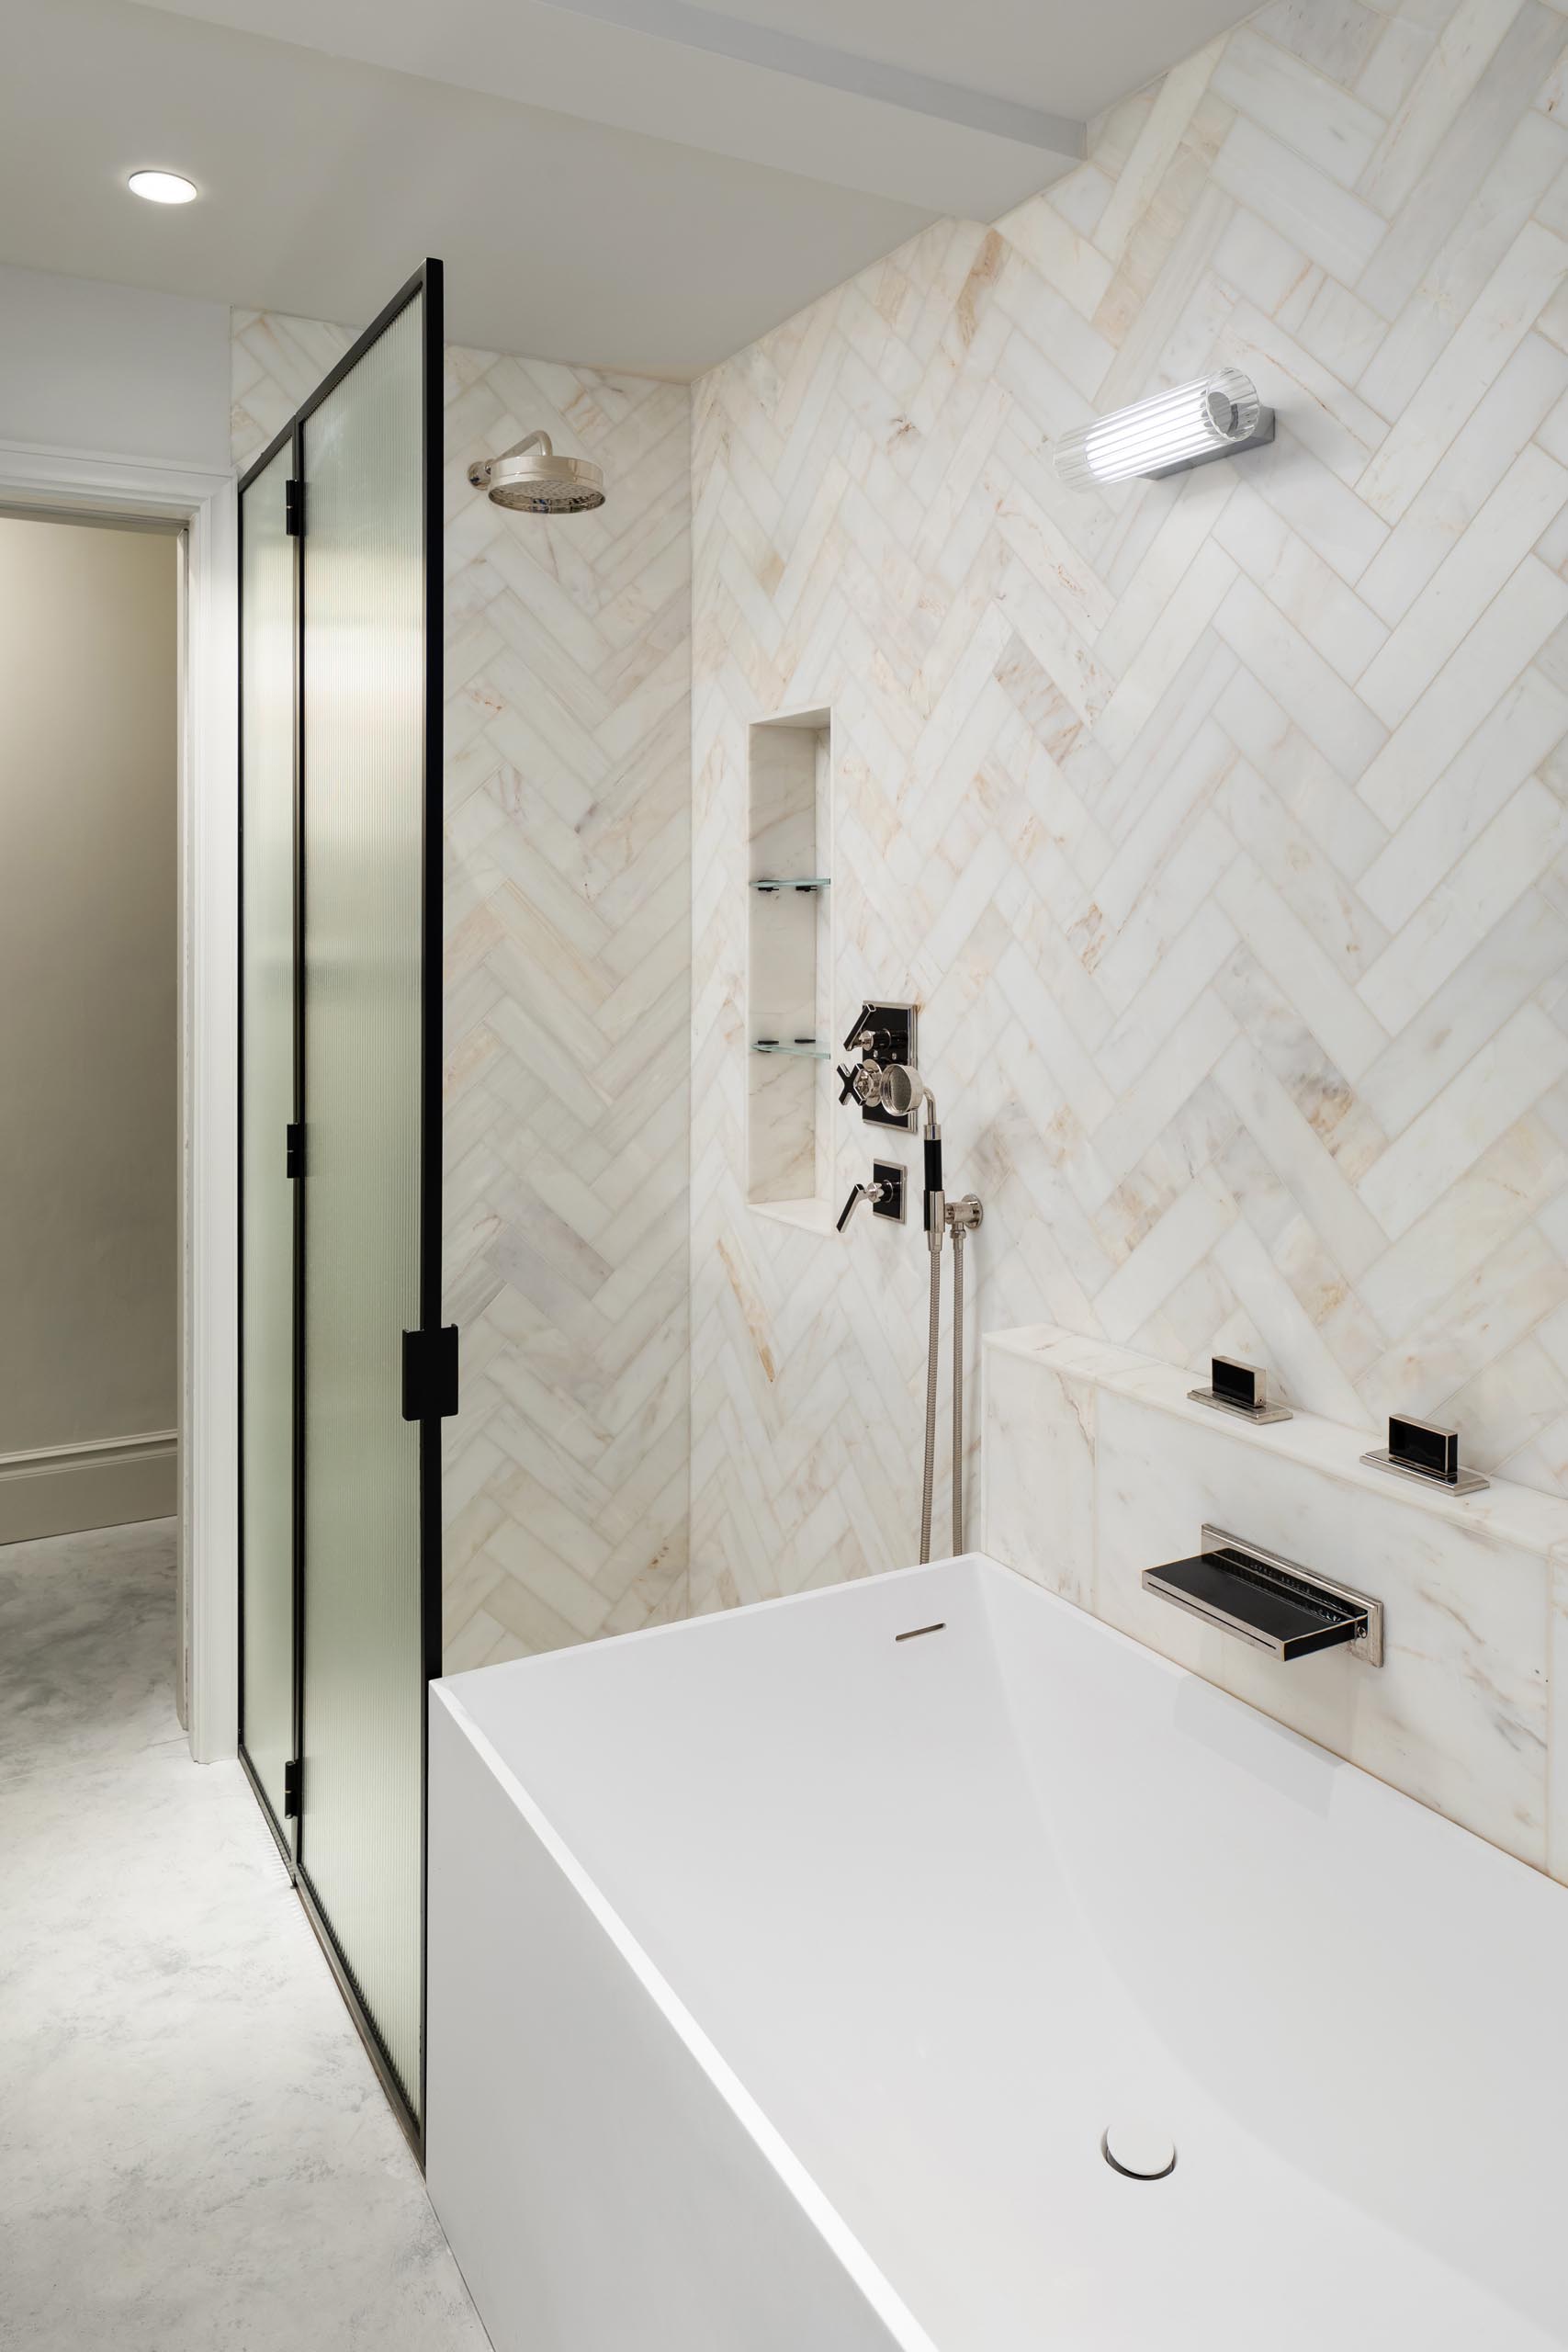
[0,1429,179,1545]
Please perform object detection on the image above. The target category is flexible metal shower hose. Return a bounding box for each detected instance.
[952,1227,965,1555]
[919,1239,942,1564]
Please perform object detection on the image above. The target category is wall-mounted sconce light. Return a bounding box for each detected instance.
[1053,368,1274,489]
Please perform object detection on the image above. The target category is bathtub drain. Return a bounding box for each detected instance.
[1101,2121,1177,2180]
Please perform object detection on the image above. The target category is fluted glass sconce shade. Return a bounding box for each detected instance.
[1054,368,1273,488]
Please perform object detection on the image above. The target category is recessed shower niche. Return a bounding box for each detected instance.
[747,708,831,1216]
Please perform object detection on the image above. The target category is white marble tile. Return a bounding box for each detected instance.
[1357,886,1568,1138]
[1049,161,1115,238]
[1216,669,1389,875]
[1213,117,1388,282]
[1089,37,1226,266]
[1357,446,1568,724]
[0,1523,488,2352]
[1213,24,1386,188]
[1088,542,1238,763]
[1357,333,1568,625]
[1356,0,1526,219]
[1099,1386,1550,1864]
[1359,1114,1568,1333]
[1355,28,1568,341]
[1549,1548,1568,1880]
[1356,776,1568,1030]
[1213,1035,1388,1275]
[683,0,1568,1640]
[1356,220,1568,523]
[1310,279,1392,380]
[1224,298,1391,487]
[980,1330,1106,1607]
[1357,666,1568,928]
[1359,1001,1568,1236]
[1095,1170,1239,1342]
[981,1328,1565,1869]
[1208,1209,1374,1424]
[1212,574,1388,778]
[1255,0,1390,89]
[1212,208,1316,314]
[1215,852,1390,1080]
[1356,554,1568,826]
[1357,10,1438,115]
[1213,479,1389,683]
[1239,425,1391,579]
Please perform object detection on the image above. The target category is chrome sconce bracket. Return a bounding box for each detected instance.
[1148,409,1274,477]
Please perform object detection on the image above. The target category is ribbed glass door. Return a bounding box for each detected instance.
[236,261,443,2147]
[297,287,433,2119]
[238,445,299,1839]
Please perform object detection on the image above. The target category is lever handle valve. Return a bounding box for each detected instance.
[837,1179,886,1233]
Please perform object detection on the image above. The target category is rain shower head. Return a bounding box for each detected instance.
[467,430,604,514]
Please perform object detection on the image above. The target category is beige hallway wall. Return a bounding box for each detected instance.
[0,514,179,1540]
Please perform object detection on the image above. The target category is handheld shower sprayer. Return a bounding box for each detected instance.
[873,1064,944,1248]
[835,1007,983,1558]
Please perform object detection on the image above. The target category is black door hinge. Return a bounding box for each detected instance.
[401,1325,459,1422]
[285,1122,304,1179]
[285,478,304,537]
[283,1758,301,1818]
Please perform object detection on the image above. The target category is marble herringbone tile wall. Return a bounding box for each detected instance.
[233,313,693,1669]
[690,0,1568,1615]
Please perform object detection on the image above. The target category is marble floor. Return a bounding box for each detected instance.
[0,1517,491,2350]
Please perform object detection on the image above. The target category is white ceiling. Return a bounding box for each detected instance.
[0,0,1255,379]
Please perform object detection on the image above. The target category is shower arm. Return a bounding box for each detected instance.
[469,430,553,488]
[494,430,553,463]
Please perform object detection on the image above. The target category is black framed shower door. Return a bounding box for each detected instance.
[236,259,447,2154]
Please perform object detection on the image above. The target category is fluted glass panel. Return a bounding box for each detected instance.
[299,294,425,2115]
[240,446,296,1829]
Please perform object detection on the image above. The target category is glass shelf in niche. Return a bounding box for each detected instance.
[750,1039,830,1058]
[750,876,831,893]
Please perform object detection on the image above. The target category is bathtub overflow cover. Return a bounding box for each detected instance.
[1101,2120,1177,2180]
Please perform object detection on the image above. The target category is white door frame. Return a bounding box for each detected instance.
[0,435,239,1764]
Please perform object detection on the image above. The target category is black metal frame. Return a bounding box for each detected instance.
[236,433,299,1876]
[236,259,445,2162]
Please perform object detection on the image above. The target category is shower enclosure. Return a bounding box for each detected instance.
[237,261,447,2150]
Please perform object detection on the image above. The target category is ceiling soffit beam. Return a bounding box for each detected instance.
[535,0,1083,155]
[127,0,1085,218]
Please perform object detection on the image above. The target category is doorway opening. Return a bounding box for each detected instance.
[0,509,183,1631]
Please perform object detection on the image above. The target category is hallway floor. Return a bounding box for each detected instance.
[0,1518,491,2350]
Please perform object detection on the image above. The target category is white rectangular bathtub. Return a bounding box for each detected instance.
[426,1555,1568,2351]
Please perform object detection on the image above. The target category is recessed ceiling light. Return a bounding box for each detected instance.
[128,170,198,205]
